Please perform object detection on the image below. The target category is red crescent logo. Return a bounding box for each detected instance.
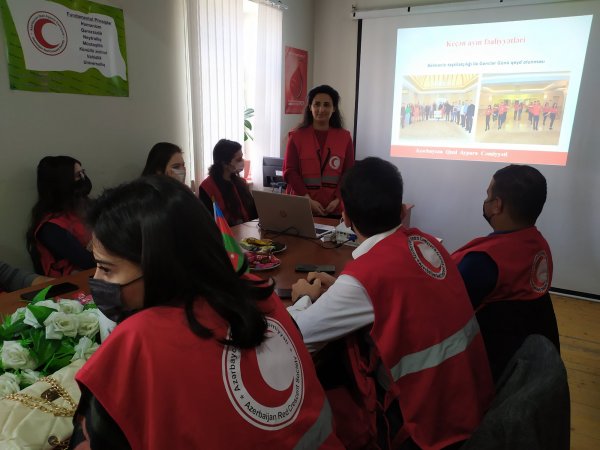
[407,235,447,279]
[222,318,305,430]
[27,12,68,56]
[33,18,59,49]
[530,251,549,293]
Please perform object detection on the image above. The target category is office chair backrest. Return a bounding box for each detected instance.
[461,334,570,450]
[262,157,285,188]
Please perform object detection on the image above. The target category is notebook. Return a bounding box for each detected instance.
[252,190,336,239]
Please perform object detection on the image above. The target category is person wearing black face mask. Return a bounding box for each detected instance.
[69,176,342,449]
[26,156,95,277]
[451,164,559,381]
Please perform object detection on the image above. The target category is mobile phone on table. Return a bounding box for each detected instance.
[275,288,292,299]
[20,282,79,301]
[294,264,336,275]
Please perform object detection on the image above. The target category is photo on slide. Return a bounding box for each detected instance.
[389,15,591,165]
[397,74,479,142]
[476,73,568,145]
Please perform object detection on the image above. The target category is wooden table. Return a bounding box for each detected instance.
[0,269,94,316]
[0,221,356,316]
[232,219,354,289]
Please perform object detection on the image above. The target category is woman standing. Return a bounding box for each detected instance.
[199,139,257,226]
[26,156,94,277]
[485,105,492,131]
[283,85,354,216]
[70,176,342,450]
[549,103,559,130]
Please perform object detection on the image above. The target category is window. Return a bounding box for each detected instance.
[185,0,282,188]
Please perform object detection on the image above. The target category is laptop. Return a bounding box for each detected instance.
[252,190,336,239]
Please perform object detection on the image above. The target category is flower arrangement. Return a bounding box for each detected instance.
[0,286,103,395]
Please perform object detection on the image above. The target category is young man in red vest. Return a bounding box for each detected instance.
[452,164,560,381]
[289,157,494,450]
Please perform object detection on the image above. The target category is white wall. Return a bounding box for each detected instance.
[0,0,190,269]
[280,0,315,155]
[313,0,468,133]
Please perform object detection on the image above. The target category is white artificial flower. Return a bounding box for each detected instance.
[10,307,26,324]
[71,336,99,362]
[23,307,42,329]
[92,308,117,342]
[33,300,60,311]
[44,312,79,340]
[0,341,37,370]
[20,369,41,386]
[58,299,85,315]
[77,311,100,338]
[0,372,20,396]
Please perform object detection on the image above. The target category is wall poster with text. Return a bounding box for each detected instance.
[0,0,128,96]
[284,46,307,114]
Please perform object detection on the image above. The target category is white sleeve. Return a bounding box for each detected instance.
[287,274,374,353]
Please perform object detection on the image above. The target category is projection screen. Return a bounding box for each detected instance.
[355,0,600,297]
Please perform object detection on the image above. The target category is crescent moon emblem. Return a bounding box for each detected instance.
[33,18,59,49]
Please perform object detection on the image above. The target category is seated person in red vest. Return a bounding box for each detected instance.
[26,156,95,277]
[283,85,354,217]
[70,176,343,449]
[0,260,51,293]
[289,157,494,450]
[452,164,560,382]
[141,142,187,184]
[199,139,257,226]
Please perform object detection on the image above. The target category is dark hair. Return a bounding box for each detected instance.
[491,164,547,226]
[341,157,403,237]
[87,175,271,348]
[26,156,90,272]
[142,142,182,176]
[208,139,256,223]
[299,84,344,129]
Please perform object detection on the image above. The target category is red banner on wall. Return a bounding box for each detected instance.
[284,46,308,114]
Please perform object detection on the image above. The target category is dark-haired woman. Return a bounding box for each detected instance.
[283,85,354,216]
[142,142,187,184]
[26,156,95,277]
[69,176,342,450]
[199,139,257,226]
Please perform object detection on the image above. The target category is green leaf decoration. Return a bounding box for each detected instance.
[27,305,56,324]
[32,285,53,302]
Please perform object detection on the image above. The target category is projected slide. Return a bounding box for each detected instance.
[390,15,592,165]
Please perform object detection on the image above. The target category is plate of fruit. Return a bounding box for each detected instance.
[240,237,286,254]
[246,252,281,271]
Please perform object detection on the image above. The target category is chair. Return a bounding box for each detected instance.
[262,157,286,191]
[476,292,560,381]
[461,334,570,450]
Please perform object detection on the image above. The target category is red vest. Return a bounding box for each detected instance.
[452,227,553,305]
[200,175,251,225]
[285,126,352,214]
[34,213,90,277]
[339,228,494,450]
[76,286,344,450]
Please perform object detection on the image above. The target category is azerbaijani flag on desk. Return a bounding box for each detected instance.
[213,201,248,274]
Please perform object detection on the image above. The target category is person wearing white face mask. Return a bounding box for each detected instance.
[142,142,187,184]
[199,139,257,226]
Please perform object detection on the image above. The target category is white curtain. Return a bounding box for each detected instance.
[185,0,245,185]
[246,3,282,186]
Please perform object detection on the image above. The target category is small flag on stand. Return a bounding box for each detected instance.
[213,201,248,274]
